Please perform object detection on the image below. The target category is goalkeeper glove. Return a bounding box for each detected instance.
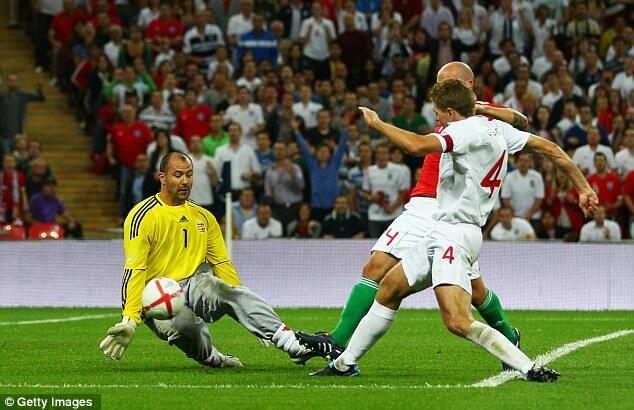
[99,316,137,360]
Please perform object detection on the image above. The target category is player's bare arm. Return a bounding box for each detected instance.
[476,104,529,130]
[524,135,598,217]
[358,107,442,156]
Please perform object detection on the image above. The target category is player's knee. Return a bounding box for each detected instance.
[443,316,471,338]
[471,284,487,307]
[362,254,391,282]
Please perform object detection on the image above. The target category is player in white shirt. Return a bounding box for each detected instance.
[501,152,545,225]
[615,128,634,176]
[490,207,536,241]
[309,79,597,381]
[572,127,617,175]
[241,203,283,239]
[362,143,409,238]
[580,205,621,241]
[213,123,261,191]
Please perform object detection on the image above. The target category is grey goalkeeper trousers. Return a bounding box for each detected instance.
[145,264,284,365]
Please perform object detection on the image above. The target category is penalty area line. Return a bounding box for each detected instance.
[471,329,634,388]
[0,314,116,326]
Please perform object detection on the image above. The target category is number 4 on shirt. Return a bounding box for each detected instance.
[481,150,506,198]
[442,246,455,264]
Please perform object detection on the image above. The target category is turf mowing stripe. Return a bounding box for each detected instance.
[0,314,116,326]
[0,383,470,390]
[471,329,634,388]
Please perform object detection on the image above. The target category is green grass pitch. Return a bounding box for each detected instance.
[1,308,634,409]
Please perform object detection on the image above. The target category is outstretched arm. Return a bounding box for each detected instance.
[524,135,597,217]
[359,107,442,156]
[476,103,529,130]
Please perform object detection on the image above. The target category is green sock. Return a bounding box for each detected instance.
[476,289,518,344]
[330,278,379,347]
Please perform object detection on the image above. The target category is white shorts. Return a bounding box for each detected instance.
[370,197,438,259]
[401,221,482,295]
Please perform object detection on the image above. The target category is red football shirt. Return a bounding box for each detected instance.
[624,171,634,202]
[50,9,88,43]
[409,101,506,198]
[587,172,622,216]
[109,121,153,168]
[0,171,25,219]
[173,105,213,146]
[145,17,184,40]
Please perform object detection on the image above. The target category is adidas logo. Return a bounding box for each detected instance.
[179,216,188,223]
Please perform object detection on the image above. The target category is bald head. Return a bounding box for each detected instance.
[437,62,474,88]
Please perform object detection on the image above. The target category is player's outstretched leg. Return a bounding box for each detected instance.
[311,263,416,376]
[434,284,559,383]
[298,251,399,360]
[146,306,243,368]
[188,271,319,364]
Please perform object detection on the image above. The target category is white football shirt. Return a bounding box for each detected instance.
[433,116,530,227]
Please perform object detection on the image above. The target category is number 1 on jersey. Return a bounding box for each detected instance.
[481,150,506,198]
[183,228,188,248]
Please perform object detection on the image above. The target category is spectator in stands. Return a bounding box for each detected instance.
[572,126,617,175]
[338,13,372,83]
[363,143,409,238]
[106,104,153,224]
[580,205,621,241]
[393,95,428,135]
[543,168,585,237]
[555,98,579,137]
[587,152,622,218]
[28,178,82,239]
[565,0,600,45]
[305,108,340,148]
[0,153,27,224]
[227,0,255,47]
[146,127,186,168]
[12,134,29,172]
[293,118,348,222]
[420,0,454,40]
[287,202,321,238]
[265,141,305,230]
[173,89,213,147]
[299,1,336,80]
[293,85,323,129]
[213,122,261,194]
[48,0,87,86]
[139,90,175,129]
[389,146,412,186]
[564,103,610,151]
[276,0,309,41]
[232,187,257,236]
[487,0,531,57]
[182,9,224,73]
[189,136,218,213]
[535,210,558,240]
[616,128,634,176]
[25,158,50,199]
[490,207,536,241]
[346,141,372,226]
[224,86,265,148]
[255,131,275,175]
[122,154,155,215]
[611,56,634,100]
[360,81,392,123]
[501,152,544,228]
[241,201,283,239]
[321,194,364,239]
[202,114,229,157]
[118,25,153,69]
[236,60,262,94]
[623,170,634,238]
[0,74,45,154]
[551,76,586,128]
[144,2,184,49]
[504,63,543,99]
[237,14,278,66]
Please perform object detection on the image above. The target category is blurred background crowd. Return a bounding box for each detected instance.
[0,0,633,241]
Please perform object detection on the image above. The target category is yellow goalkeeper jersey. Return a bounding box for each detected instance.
[121,194,241,323]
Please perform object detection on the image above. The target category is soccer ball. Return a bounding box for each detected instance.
[142,278,185,320]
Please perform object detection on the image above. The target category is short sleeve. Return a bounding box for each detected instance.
[498,121,530,154]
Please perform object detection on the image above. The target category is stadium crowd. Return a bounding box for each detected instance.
[1,0,633,241]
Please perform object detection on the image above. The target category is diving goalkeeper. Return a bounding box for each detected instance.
[99,152,314,367]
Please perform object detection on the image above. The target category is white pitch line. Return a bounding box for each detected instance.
[471,329,634,388]
[0,314,115,326]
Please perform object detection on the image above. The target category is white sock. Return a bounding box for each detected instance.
[466,321,534,374]
[334,301,396,371]
[271,324,301,355]
[204,347,223,367]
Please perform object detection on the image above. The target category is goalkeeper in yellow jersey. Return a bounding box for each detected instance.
[99,152,315,367]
